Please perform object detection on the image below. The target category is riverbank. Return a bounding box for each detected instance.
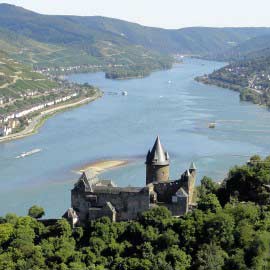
[78,160,130,176]
[0,90,103,143]
[195,76,267,106]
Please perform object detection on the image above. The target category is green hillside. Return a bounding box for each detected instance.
[0,50,58,98]
[206,34,270,61]
[1,3,270,56]
[1,3,270,80]
[196,55,270,106]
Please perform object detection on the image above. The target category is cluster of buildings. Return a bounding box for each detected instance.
[36,64,103,76]
[64,137,197,226]
[224,66,270,92]
[0,118,20,136]
[0,92,78,137]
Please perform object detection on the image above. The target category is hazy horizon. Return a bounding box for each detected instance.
[1,0,270,29]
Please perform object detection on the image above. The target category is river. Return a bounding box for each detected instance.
[1,58,270,217]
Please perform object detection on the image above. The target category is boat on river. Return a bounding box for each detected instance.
[16,149,42,159]
[208,122,216,129]
[121,91,128,96]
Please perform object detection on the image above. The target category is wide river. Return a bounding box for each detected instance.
[1,58,270,217]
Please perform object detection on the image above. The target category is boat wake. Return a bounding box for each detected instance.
[15,149,42,159]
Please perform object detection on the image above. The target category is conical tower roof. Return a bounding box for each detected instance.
[189,161,197,170]
[146,136,170,166]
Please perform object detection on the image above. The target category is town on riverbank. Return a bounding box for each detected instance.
[0,79,102,140]
[0,52,102,141]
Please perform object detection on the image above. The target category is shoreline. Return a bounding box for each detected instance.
[0,91,103,143]
[195,76,270,108]
[77,159,130,176]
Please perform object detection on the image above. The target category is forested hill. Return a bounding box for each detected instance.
[1,4,270,81]
[206,34,270,61]
[1,4,270,55]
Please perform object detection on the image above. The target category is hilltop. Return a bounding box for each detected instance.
[1,4,270,58]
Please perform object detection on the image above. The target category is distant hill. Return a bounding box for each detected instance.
[1,4,270,56]
[206,34,270,61]
[1,4,270,82]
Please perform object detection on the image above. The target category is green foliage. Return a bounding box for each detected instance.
[28,205,45,219]
[0,223,13,245]
[138,206,172,231]
[195,243,228,270]
[197,193,221,213]
[218,156,270,205]
[2,157,270,269]
[197,176,219,197]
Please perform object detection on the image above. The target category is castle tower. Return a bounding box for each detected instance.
[187,162,197,204]
[146,136,170,185]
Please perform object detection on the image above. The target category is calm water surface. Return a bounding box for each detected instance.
[1,58,270,217]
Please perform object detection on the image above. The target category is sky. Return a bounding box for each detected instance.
[1,0,270,29]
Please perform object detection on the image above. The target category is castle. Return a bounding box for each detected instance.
[64,136,196,226]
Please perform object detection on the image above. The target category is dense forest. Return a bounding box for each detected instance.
[105,61,172,80]
[1,155,270,270]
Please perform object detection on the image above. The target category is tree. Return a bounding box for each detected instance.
[165,247,191,270]
[198,176,219,197]
[219,156,270,205]
[245,230,270,269]
[0,223,14,246]
[204,212,235,249]
[51,219,72,238]
[195,243,228,270]
[28,205,45,219]
[156,229,179,250]
[197,194,221,213]
[138,206,172,231]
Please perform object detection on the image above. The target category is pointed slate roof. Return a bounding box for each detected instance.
[189,162,197,170]
[146,136,170,166]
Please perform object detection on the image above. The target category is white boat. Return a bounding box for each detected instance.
[208,122,216,129]
[168,80,172,84]
[16,149,42,159]
[121,91,128,96]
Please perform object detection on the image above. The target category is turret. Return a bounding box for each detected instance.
[146,136,170,185]
[187,161,197,204]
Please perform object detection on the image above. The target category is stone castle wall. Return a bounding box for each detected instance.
[93,189,150,221]
[153,179,183,203]
[72,187,150,222]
